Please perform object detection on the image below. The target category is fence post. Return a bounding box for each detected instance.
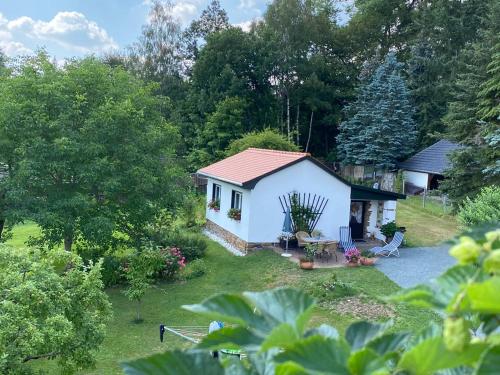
[422,189,426,208]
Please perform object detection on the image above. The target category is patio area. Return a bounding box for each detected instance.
[272,239,384,268]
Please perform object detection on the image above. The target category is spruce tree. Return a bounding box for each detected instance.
[337,53,416,169]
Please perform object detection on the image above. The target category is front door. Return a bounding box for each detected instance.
[349,201,365,240]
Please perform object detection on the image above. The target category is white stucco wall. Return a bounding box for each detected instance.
[366,200,380,239]
[382,200,397,225]
[366,200,398,241]
[403,170,429,189]
[206,178,252,242]
[248,159,351,243]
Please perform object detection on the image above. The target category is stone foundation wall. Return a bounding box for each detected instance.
[205,220,248,253]
[205,220,277,253]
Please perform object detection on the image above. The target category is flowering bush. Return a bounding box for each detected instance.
[344,248,360,263]
[161,247,186,280]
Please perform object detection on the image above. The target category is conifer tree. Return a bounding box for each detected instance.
[337,53,416,169]
[441,2,500,204]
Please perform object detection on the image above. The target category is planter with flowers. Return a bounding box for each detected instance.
[227,208,241,221]
[344,248,361,267]
[300,243,318,270]
[359,250,377,266]
[207,199,220,212]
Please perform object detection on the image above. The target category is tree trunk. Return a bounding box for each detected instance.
[286,95,291,142]
[0,218,5,241]
[137,300,142,322]
[295,104,300,145]
[305,111,314,152]
[64,236,73,252]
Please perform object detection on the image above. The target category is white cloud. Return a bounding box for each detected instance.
[234,17,262,32]
[172,2,199,24]
[239,0,256,9]
[0,40,33,56]
[0,11,117,57]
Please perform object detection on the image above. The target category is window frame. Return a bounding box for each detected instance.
[212,183,221,202]
[231,190,243,211]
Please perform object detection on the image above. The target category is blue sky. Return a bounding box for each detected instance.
[0,0,269,59]
[0,1,352,60]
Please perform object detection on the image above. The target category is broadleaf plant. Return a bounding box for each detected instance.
[122,229,500,374]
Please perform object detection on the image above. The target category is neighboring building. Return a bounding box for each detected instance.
[398,139,461,192]
[197,148,405,253]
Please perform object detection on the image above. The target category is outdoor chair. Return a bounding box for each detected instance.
[296,231,312,248]
[339,226,356,253]
[369,232,404,257]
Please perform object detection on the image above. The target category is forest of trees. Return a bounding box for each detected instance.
[1,0,499,220]
[113,0,498,204]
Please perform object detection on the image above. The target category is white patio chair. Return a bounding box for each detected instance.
[370,232,404,257]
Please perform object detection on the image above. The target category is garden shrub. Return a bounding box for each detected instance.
[163,231,208,262]
[301,273,355,301]
[179,258,208,280]
[225,129,300,157]
[161,247,186,280]
[101,255,128,287]
[78,246,129,287]
[458,186,500,228]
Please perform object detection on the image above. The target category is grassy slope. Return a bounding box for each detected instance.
[397,196,458,247]
[20,239,435,374]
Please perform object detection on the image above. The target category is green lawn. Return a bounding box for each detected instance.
[397,196,459,247]
[4,222,41,248]
[10,238,435,374]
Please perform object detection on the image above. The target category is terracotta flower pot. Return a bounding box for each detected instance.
[346,261,360,267]
[299,259,314,270]
[360,257,377,266]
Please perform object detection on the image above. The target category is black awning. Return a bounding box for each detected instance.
[351,184,406,201]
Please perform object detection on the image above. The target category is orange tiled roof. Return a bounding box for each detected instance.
[197,148,310,186]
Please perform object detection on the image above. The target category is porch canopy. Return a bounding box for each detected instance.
[351,185,405,201]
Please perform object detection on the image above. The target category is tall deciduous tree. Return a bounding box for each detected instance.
[128,0,185,100]
[0,245,112,373]
[337,53,416,169]
[0,51,11,241]
[183,0,230,62]
[188,96,248,169]
[1,54,187,252]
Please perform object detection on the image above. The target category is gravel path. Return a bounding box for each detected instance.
[375,245,455,288]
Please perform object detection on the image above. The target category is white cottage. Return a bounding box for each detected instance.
[198,148,405,252]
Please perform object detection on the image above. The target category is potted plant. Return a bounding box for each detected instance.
[300,243,318,270]
[359,250,377,266]
[380,221,398,242]
[227,208,241,221]
[207,199,220,212]
[344,248,360,267]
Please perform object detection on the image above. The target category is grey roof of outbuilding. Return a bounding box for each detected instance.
[398,139,461,175]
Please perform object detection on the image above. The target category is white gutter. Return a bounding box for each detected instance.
[196,172,243,187]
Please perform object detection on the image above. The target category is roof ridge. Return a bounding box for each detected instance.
[246,148,310,156]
